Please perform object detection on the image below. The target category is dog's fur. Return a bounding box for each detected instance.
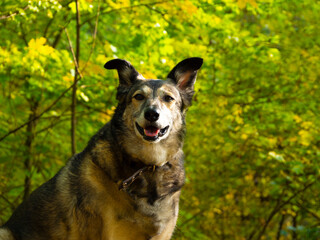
[0,57,203,240]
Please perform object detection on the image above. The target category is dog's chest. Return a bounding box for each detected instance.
[136,190,180,235]
[101,190,180,240]
[122,188,180,238]
[117,163,184,234]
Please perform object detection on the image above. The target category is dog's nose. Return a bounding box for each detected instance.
[144,108,160,122]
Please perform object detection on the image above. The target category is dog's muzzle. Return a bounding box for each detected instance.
[135,122,169,142]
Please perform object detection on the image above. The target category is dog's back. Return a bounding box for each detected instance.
[1,58,203,240]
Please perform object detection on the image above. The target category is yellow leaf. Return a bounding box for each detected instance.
[289,136,297,143]
[27,37,54,59]
[235,116,244,124]
[268,137,277,147]
[206,211,214,219]
[226,192,234,200]
[180,0,198,15]
[191,196,200,206]
[99,112,111,123]
[143,71,157,79]
[39,45,54,55]
[238,0,258,9]
[208,15,222,27]
[293,115,302,123]
[106,106,115,116]
[63,74,73,83]
[248,0,258,8]
[286,209,297,217]
[245,173,253,181]
[241,133,248,140]
[232,104,242,115]
[29,37,47,47]
[47,10,53,18]
[298,130,313,146]
[238,0,247,9]
[301,121,312,129]
[212,208,222,214]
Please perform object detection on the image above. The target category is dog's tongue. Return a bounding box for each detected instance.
[144,126,160,137]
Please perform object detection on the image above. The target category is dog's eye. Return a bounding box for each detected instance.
[133,94,145,101]
[164,95,174,102]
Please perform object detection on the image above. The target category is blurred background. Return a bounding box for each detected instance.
[0,0,319,239]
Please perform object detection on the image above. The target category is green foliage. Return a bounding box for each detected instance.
[0,0,319,239]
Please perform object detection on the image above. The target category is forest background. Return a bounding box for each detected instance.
[0,0,319,239]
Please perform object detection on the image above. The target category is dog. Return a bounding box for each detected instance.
[0,57,203,240]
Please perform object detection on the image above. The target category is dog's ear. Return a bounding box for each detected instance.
[167,57,203,105]
[104,59,144,86]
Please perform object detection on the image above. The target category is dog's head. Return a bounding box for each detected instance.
[105,58,203,145]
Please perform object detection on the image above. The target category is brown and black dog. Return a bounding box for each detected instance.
[0,57,203,240]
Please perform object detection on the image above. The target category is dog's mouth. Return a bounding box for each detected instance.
[135,122,169,142]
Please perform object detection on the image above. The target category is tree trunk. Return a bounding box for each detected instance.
[292,215,298,240]
[71,0,81,155]
[276,214,285,240]
[23,101,38,201]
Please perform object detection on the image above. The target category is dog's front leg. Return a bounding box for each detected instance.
[0,228,15,240]
[150,216,178,240]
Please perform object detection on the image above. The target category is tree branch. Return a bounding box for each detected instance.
[295,202,320,221]
[80,0,101,74]
[64,28,83,79]
[254,181,316,240]
[19,22,29,46]
[145,4,178,29]
[43,11,57,38]
[276,214,286,240]
[0,80,79,142]
[0,5,29,20]
[70,0,81,155]
[80,0,172,26]
[0,195,16,211]
[179,209,206,227]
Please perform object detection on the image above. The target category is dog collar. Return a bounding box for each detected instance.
[118,165,157,191]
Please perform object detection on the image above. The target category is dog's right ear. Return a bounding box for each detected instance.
[104,59,144,86]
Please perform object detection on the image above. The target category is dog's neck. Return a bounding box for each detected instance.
[120,133,182,167]
[115,141,182,193]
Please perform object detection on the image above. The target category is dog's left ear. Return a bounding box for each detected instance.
[167,57,203,105]
[104,59,144,86]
